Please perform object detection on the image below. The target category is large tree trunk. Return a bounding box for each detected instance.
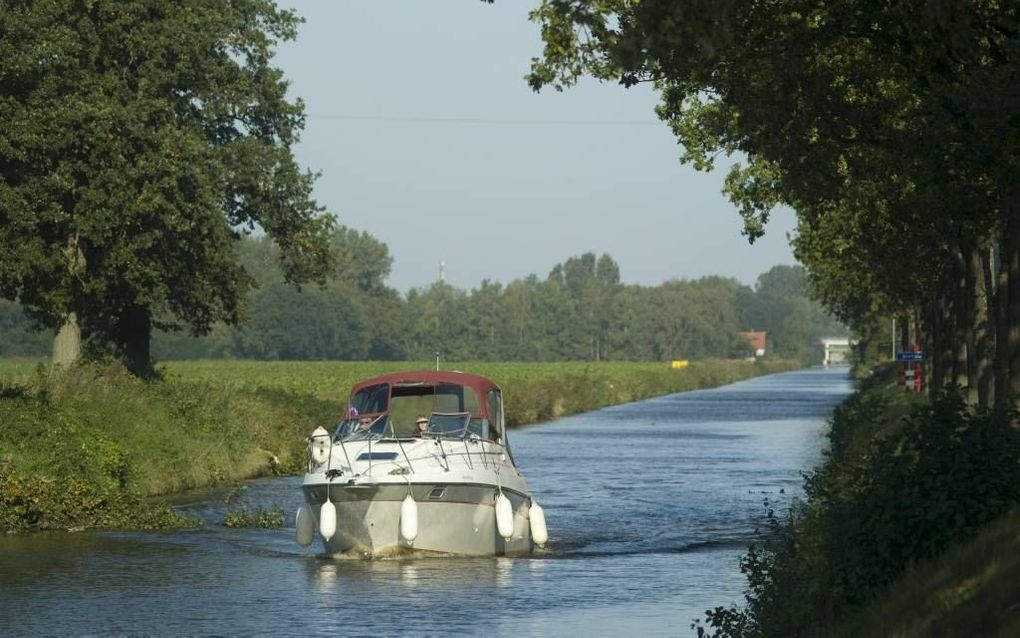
[969,240,992,408]
[52,233,86,369]
[953,237,985,406]
[993,236,1009,408]
[1007,214,1020,401]
[952,242,970,392]
[51,312,81,368]
[936,298,955,392]
[116,304,154,378]
[928,303,944,391]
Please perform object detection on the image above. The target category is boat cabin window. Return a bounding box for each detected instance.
[387,383,486,438]
[486,389,503,441]
[350,383,389,415]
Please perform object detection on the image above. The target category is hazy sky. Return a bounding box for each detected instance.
[273,0,798,292]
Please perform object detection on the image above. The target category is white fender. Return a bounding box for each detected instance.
[319,500,337,541]
[295,505,314,548]
[310,426,330,466]
[495,492,514,540]
[400,494,418,543]
[529,501,548,547]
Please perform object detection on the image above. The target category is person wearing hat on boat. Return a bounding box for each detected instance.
[414,415,429,437]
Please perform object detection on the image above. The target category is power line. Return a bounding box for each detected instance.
[303,112,663,126]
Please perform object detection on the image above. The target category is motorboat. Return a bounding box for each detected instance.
[295,370,548,556]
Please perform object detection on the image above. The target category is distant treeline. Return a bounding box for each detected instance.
[0,231,844,364]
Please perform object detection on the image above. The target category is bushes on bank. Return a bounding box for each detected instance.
[224,504,285,528]
[700,382,1020,637]
[0,363,334,533]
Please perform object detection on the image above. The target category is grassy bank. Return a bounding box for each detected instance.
[0,358,796,534]
[0,364,335,533]
[832,507,1020,637]
[158,358,798,426]
[698,366,1020,637]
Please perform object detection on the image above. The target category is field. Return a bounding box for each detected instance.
[0,357,797,533]
[156,358,798,424]
[1,358,798,425]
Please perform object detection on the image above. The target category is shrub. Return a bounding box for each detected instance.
[224,504,285,529]
[701,387,1020,637]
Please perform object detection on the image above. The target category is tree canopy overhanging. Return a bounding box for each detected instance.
[526,0,1020,408]
[0,0,335,376]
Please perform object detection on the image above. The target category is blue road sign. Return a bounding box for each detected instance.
[896,351,924,362]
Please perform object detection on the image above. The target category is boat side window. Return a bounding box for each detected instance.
[433,383,481,415]
[351,383,389,415]
[467,418,488,439]
[486,390,503,442]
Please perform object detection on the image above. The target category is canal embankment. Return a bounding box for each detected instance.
[0,366,847,635]
[0,358,797,534]
[699,364,1020,637]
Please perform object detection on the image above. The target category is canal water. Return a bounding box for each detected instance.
[0,367,851,636]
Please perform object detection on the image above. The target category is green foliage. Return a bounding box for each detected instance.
[0,362,334,532]
[0,0,335,374]
[224,504,285,529]
[1,239,843,365]
[831,507,1020,638]
[700,377,1020,637]
[524,0,1019,407]
[739,266,848,365]
[0,300,50,357]
[158,358,798,425]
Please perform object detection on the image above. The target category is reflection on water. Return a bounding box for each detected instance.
[0,367,850,636]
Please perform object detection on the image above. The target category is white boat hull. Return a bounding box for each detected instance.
[302,482,533,556]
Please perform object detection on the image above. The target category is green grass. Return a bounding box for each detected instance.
[158,358,798,426]
[0,357,797,533]
[0,363,334,532]
[0,357,46,384]
[832,507,1020,638]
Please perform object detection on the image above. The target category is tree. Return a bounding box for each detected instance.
[233,284,368,360]
[548,252,622,360]
[0,1,334,376]
[525,0,1019,406]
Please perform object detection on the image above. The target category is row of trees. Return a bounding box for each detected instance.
[526,0,1020,408]
[0,232,843,364]
[0,2,845,374]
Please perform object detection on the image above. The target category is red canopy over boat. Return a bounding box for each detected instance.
[351,370,500,396]
[348,370,502,421]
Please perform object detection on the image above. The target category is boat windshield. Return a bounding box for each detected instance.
[338,380,504,441]
[423,412,472,439]
[335,414,390,441]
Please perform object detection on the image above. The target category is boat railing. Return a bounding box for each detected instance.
[317,411,510,476]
